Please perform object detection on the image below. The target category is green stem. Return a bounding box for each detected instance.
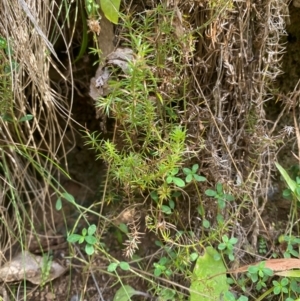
[74,1,88,64]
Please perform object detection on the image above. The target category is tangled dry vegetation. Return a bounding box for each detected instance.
[0,0,75,256]
[0,0,299,300]
[187,0,289,245]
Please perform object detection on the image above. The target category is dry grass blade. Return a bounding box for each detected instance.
[0,0,75,262]
[17,0,59,62]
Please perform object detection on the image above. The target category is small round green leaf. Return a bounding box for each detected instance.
[185,174,193,183]
[154,268,162,277]
[192,164,199,172]
[161,205,172,215]
[273,286,281,295]
[223,291,236,301]
[85,235,97,245]
[55,198,62,211]
[193,174,206,182]
[107,262,118,272]
[171,167,179,176]
[119,261,130,271]
[216,183,223,194]
[113,285,137,301]
[67,234,81,243]
[281,278,289,286]
[217,214,224,224]
[183,167,191,175]
[190,252,198,261]
[169,199,175,209]
[88,224,97,236]
[205,189,217,197]
[172,177,185,187]
[118,223,128,233]
[172,191,181,197]
[61,192,75,204]
[218,243,226,251]
[166,176,173,184]
[85,244,94,255]
[264,267,273,276]
[222,235,229,242]
[218,199,226,209]
[203,219,210,229]
[150,191,158,201]
[248,265,259,274]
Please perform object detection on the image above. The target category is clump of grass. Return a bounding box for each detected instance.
[0,0,76,289]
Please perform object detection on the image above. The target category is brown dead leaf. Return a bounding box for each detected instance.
[88,19,101,35]
[230,258,300,274]
[90,47,134,100]
[0,251,66,284]
[113,207,139,226]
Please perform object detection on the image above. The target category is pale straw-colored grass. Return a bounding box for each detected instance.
[0,0,75,257]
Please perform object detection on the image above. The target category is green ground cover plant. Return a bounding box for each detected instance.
[67,224,98,255]
[77,2,300,300]
[1,0,300,300]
